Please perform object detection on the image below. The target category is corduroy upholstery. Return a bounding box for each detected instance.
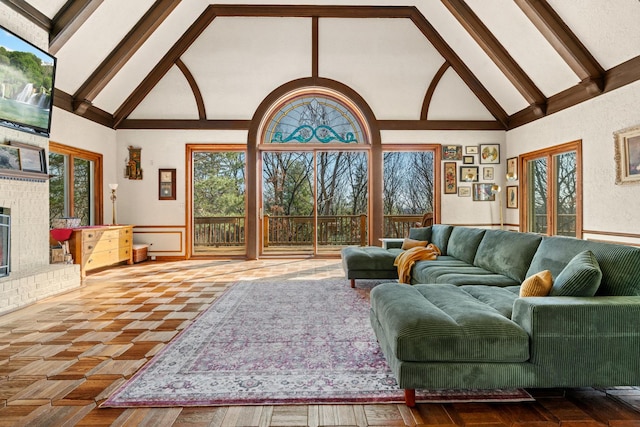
[365,225,640,405]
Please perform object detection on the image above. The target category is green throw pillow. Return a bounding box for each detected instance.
[549,250,602,297]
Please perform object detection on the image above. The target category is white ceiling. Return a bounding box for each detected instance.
[15,0,640,128]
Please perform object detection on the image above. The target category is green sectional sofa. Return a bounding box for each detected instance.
[343,225,640,406]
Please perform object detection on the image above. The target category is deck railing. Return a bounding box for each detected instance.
[193,214,425,247]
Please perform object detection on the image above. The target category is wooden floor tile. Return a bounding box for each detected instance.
[0,259,637,426]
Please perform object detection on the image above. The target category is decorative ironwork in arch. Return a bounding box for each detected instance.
[263,93,367,145]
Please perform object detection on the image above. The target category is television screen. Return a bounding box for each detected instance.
[0,25,56,137]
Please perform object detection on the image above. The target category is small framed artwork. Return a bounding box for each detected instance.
[507,156,518,180]
[463,155,474,164]
[0,144,21,170]
[444,162,457,194]
[465,146,478,155]
[159,168,176,200]
[458,186,471,197]
[480,144,500,164]
[483,167,494,180]
[473,183,496,201]
[459,166,479,182]
[614,125,640,184]
[442,145,463,161]
[10,141,46,173]
[507,185,518,208]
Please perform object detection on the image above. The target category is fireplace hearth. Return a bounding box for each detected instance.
[0,207,9,278]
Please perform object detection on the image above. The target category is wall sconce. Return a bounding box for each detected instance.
[506,172,518,181]
[491,184,503,230]
[109,184,118,225]
[464,173,475,182]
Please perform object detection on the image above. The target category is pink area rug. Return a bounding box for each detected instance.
[102,279,532,407]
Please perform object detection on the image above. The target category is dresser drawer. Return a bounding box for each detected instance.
[84,249,119,270]
[83,236,118,253]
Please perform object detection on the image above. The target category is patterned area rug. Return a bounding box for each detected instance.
[102,279,532,407]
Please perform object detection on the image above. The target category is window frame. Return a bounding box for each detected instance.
[519,140,582,238]
[49,142,104,226]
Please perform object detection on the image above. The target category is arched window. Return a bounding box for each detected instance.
[262,93,367,145]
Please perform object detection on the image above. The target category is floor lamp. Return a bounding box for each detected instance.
[491,184,503,230]
[109,184,118,225]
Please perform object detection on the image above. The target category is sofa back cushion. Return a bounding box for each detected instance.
[527,236,640,296]
[408,226,431,243]
[474,230,543,283]
[446,227,486,264]
[430,224,454,255]
[409,225,454,255]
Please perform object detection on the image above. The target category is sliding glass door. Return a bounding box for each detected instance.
[261,150,368,256]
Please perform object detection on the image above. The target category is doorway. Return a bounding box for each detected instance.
[261,150,368,256]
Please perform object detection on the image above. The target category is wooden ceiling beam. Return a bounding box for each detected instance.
[441,0,547,116]
[1,0,51,31]
[72,0,182,115]
[49,0,104,55]
[409,8,509,128]
[515,0,604,94]
[113,6,217,128]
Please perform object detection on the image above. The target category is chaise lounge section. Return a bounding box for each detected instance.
[350,226,640,406]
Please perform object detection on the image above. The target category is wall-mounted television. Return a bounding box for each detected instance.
[0,25,56,138]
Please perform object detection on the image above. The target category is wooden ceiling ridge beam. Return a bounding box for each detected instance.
[1,0,51,31]
[408,8,509,128]
[441,0,547,116]
[515,0,604,95]
[72,0,182,116]
[49,0,104,55]
[112,6,217,128]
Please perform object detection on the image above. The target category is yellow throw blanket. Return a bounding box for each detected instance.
[394,243,441,284]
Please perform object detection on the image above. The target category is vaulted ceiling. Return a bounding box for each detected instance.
[7,0,640,131]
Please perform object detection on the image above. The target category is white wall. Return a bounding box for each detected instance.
[506,80,640,243]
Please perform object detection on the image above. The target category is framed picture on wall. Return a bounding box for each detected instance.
[10,142,46,173]
[458,186,471,197]
[159,168,176,200]
[0,144,21,171]
[465,146,478,155]
[614,124,640,184]
[479,144,500,164]
[442,145,463,160]
[463,156,474,164]
[483,167,494,180]
[444,162,457,194]
[459,166,479,182]
[507,186,518,208]
[473,183,496,201]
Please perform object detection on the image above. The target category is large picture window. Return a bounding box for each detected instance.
[49,142,103,227]
[521,141,582,237]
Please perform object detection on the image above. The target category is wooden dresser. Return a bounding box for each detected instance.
[68,225,133,278]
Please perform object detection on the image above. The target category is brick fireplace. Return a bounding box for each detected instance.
[0,145,81,314]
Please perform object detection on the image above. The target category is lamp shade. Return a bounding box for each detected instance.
[109,183,119,190]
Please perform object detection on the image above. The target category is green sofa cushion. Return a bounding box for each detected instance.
[446,227,487,264]
[550,250,602,297]
[411,265,483,284]
[474,230,542,283]
[459,285,520,318]
[527,236,640,296]
[430,224,454,255]
[370,282,529,363]
[409,227,431,243]
[430,273,520,287]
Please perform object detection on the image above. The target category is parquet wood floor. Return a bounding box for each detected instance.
[0,259,639,426]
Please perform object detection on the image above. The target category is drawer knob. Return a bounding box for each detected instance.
[87,245,93,250]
